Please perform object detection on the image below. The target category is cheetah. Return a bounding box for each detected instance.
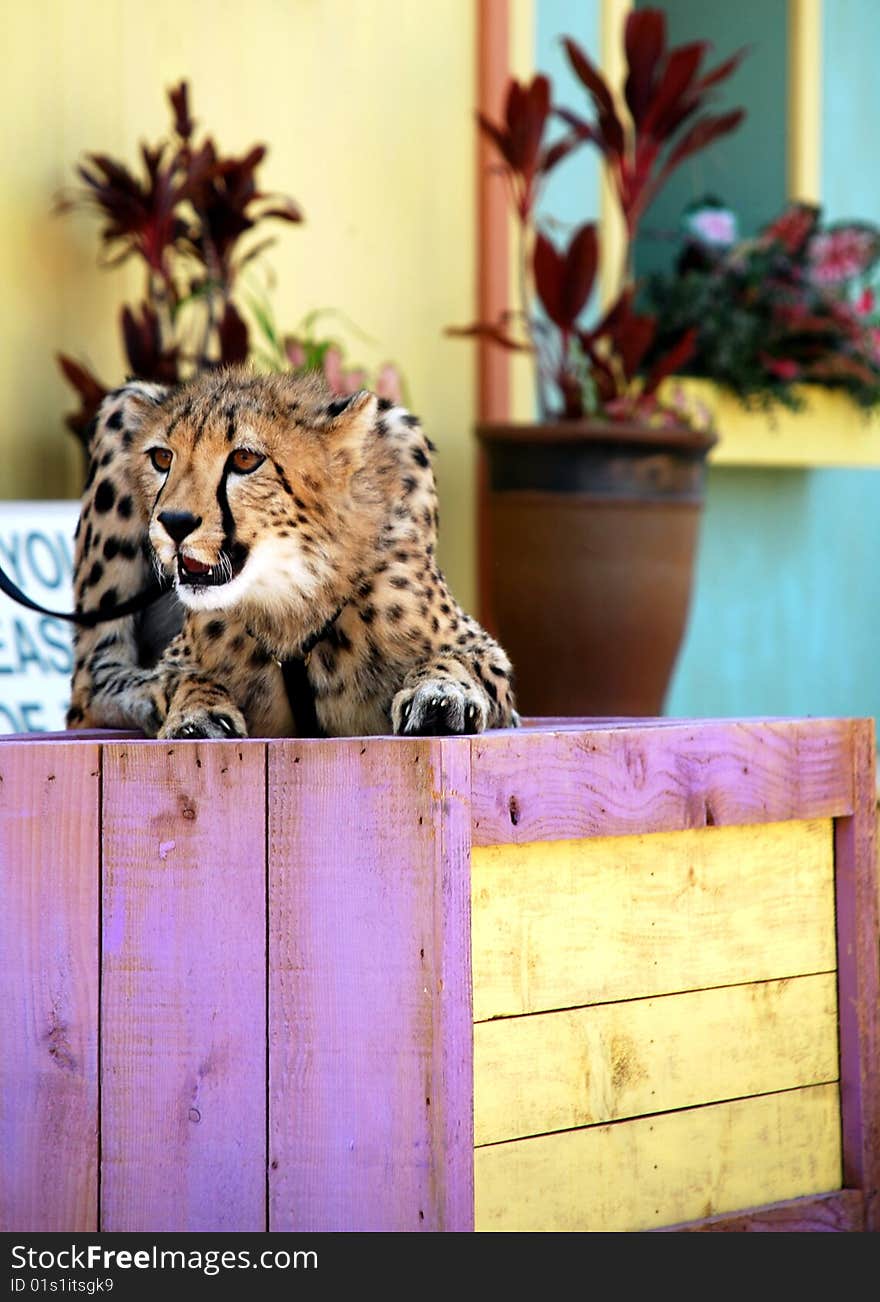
[66,367,519,739]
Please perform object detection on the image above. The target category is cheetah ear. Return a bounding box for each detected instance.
[325,389,379,477]
[95,380,171,441]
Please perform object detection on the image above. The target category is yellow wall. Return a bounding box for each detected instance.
[0,0,479,607]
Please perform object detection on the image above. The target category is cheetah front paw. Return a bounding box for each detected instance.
[392,680,488,736]
[159,707,248,740]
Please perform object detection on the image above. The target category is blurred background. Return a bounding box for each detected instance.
[1,0,879,738]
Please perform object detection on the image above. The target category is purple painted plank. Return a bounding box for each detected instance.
[833,718,880,1231]
[0,741,99,1231]
[100,741,267,1231]
[471,717,857,845]
[661,1189,865,1232]
[268,737,473,1232]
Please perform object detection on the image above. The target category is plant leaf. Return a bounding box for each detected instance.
[217,300,250,364]
[648,109,746,208]
[624,8,666,127]
[644,327,697,393]
[693,46,751,96]
[534,225,597,331]
[553,108,605,153]
[255,197,305,223]
[169,81,195,140]
[618,312,657,379]
[562,38,625,157]
[641,42,706,140]
[539,132,581,176]
[445,321,532,352]
[56,354,110,446]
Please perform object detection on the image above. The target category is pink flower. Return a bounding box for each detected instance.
[764,204,818,256]
[375,363,404,405]
[856,288,876,316]
[322,345,366,396]
[761,354,800,380]
[808,227,877,286]
[685,207,737,248]
[284,338,307,368]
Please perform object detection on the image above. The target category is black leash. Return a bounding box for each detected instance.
[1,551,344,741]
[0,560,171,627]
[278,606,347,740]
[281,656,321,738]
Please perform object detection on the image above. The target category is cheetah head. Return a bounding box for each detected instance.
[123,368,382,642]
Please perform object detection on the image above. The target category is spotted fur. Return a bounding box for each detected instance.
[66,367,519,739]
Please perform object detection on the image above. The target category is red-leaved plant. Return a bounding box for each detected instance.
[642,198,880,411]
[55,81,304,444]
[451,8,748,424]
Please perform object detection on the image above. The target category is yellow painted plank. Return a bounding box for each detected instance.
[475,1082,842,1232]
[475,972,838,1145]
[472,819,835,1020]
[664,378,880,468]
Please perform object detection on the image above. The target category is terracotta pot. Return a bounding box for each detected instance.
[476,418,718,717]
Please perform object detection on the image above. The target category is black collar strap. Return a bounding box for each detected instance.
[0,560,171,627]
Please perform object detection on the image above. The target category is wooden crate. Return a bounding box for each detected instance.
[0,717,877,1232]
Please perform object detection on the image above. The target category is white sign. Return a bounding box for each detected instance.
[0,501,80,734]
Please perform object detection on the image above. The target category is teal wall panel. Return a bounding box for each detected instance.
[633,0,788,277]
[666,466,880,719]
[534,0,601,237]
[821,0,879,222]
[667,0,880,724]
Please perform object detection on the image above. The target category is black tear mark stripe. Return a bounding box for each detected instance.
[216,468,235,545]
[272,460,295,496]
[215,466,249,573]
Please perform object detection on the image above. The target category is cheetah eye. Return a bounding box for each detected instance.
[148,447,173,473]
[229,448,265,475]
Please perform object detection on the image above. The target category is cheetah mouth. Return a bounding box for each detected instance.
[176,549,243,588]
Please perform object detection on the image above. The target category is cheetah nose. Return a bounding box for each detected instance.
[158,510,202,543]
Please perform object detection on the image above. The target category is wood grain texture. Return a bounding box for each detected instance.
[475,973,839,1145]
[663,1189,865,1232]
[268,737,473,1232]
[100,741,266,1232]
[471,820,836,1020]
[0,741,99,1232]
[833,717,880,1231]
[474,1083,842,1232]
[470,718,856,845]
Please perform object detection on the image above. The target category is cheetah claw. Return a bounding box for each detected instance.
[392,680,488,736]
